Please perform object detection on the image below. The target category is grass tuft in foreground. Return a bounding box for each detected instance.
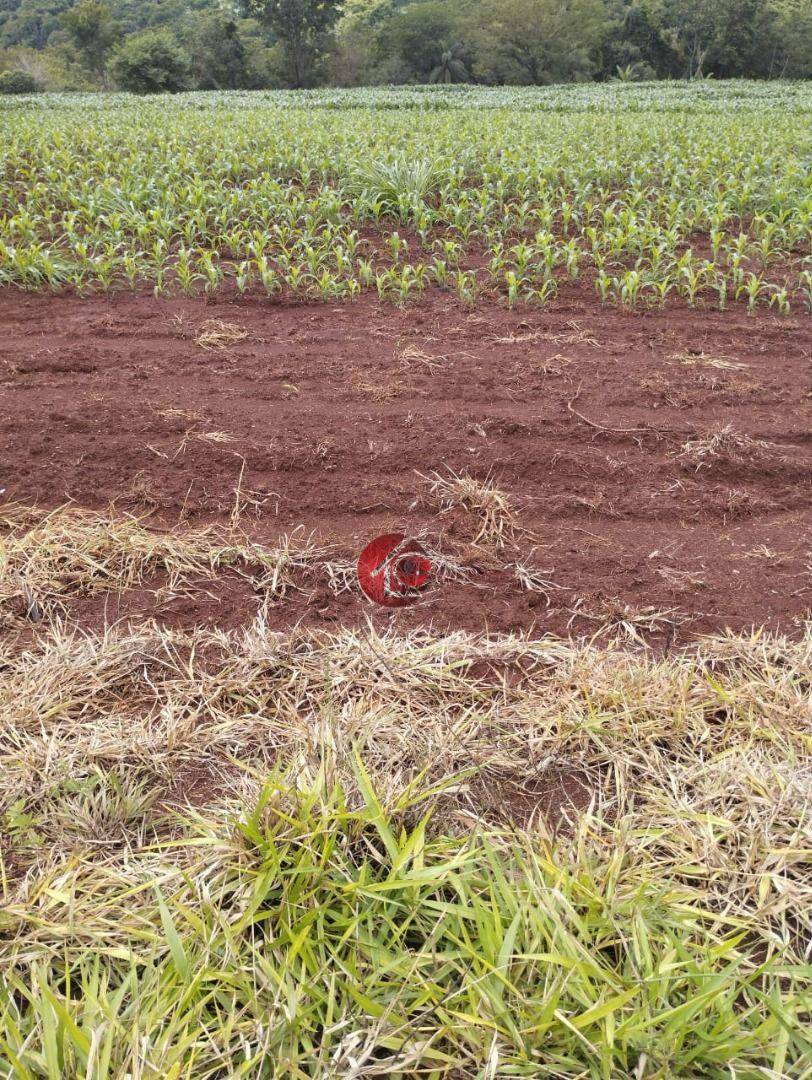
[2,765,811,1078]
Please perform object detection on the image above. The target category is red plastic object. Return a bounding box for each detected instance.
[357,533,432,608]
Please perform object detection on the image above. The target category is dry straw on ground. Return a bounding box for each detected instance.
[669,349,747,370]
[416,469,521,546]
[195,319,249,349]
[676,424,785,469]
[0,504,330,620]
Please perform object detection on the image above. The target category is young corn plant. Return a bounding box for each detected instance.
[800,269,812,314]
[455,269,478,307]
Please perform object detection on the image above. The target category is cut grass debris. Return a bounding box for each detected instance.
[148,427,237,460]
[738,544,792,563]
[669,349,747,370]
[489,322,601,348]
[0,504,327,619]
[350,371,403,400]
[321,558,359,596]
[513,559,571,603]
[488,327,545,345]
[195,319,249,349]
[675,423,783,470]
[397,343,449,371]
[534,352,572,375]
[155,406,207,423]
[654,564,707,590]
[568,596,688,643]
[545,320,602,348]
[416,468,521,546]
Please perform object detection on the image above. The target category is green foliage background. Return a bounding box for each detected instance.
[0,0,809,92]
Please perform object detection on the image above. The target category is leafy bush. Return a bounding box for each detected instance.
[109,28,189,93]
[0,70,39,94]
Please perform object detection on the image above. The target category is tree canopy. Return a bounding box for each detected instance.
[1,0,809,91]
[239,0,342,86]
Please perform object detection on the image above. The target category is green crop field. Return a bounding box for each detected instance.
[1,81,810,310]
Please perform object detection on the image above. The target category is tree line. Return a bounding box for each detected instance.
[1,0,810,94]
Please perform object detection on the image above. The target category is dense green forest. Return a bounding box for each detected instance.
[1,0,810,92]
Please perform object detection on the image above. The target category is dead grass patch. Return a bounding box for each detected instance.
[415,469,521,546]
[0,504,325,620]
[535,353,572,376]
[396,343,448,371]
[1,616,810,960]
[640,373,691,408]
[736,544,792,564]
[488,321,600,349]
[545,321,602,348]
[655,565,707,590]
[156,406,207,423]
[195,319,249,350]
[675,424,784,470]
[568,596,688,643]
[669,350,746,371]
[350,373,403,401]
[488,327,545,345]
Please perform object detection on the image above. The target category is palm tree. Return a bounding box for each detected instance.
[429,42,470,84]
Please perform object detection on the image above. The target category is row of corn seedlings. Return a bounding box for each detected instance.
[1,98,809,309]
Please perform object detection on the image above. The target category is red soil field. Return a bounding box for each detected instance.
[2,286,810,643]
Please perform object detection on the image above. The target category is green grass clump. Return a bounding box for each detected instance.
[2,764,810,1078]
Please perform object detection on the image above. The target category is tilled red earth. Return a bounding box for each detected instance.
[2,286,811,642]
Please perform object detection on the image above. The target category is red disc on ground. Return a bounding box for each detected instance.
[357,533,433,608]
